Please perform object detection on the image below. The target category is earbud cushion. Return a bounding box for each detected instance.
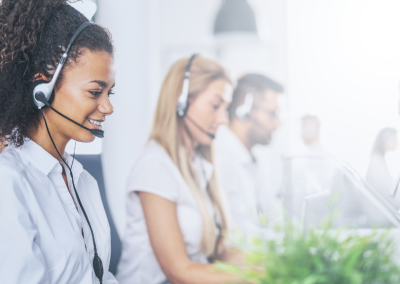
[29,80,55,109]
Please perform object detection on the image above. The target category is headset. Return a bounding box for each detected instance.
[235,88,254,121]
[176,54,196,117]
[176,54,216,139]
[234,88,280,143]
[31,22,104,284]
[30,22,104,139]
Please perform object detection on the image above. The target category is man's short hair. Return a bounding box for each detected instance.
[228,73,284,121]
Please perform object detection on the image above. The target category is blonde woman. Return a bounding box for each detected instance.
[116,55,242,284]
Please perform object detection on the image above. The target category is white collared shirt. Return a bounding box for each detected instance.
[116,140,215,284]
[214,126,263,236]
[0,140,118,284]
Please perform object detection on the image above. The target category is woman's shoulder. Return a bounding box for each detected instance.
[0,148,27,179]
[126,140,184,200]
[135,140,176,168]
[0,149,31,202]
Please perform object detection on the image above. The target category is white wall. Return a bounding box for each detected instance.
[96,0,161,235]
[287,0,400,176]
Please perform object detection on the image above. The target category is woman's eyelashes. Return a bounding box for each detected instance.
[211,97,225,110]
[89,90,102,98]
[212,103,221,110]
[89,90,115,98]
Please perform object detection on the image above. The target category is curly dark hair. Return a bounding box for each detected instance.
[0,0,114,148]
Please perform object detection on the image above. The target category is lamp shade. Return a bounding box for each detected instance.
[213,0,257,35]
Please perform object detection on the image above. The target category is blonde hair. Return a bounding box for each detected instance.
[150,56,230,257]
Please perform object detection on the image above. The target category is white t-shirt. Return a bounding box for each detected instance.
[0,140,117,284]
[116,140,214,284]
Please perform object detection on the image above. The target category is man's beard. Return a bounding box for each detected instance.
[249,126,272,146]
[258,132,272,145]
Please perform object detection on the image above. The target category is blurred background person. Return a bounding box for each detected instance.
[116,56,242,284]
[301,115,325,155]
[366,127,400,209]
[281,115,337,220]
[215,73,284,236]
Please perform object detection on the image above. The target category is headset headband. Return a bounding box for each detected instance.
[176,54,198,117]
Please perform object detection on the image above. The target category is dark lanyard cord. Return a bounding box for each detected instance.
[40,109,103,284]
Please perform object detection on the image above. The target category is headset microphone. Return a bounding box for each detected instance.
[185,115,216,139]
[176,54,216,140]
[34,92,104,138]
[176,54,215,140]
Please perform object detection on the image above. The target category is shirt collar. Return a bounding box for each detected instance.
[13,139,83,177]
[61,150,84,179]
[218,125,255,165]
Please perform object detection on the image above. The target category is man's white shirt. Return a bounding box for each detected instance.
[214,126,264,236]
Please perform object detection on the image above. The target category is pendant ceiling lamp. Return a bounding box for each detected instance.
[213,0,258,35]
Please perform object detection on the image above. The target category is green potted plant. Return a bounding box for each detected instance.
[218,221,400,284]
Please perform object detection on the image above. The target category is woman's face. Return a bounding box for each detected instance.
[44,49,115,143]
[185,79,232,146]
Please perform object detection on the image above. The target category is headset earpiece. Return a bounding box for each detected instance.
[29,80,55,109]
[177,54,198,117]
[235,89,254,121]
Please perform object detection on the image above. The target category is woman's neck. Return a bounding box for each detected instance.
[29,118,69,163]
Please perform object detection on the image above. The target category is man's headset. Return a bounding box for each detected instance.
[31,22,104,284]
[235,88,275,134]
[176,54,216,140]
[235,88,254,121]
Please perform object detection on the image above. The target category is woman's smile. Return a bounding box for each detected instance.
[87,117,104,130]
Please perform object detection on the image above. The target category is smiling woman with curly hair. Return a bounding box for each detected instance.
[0,0,118,283]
